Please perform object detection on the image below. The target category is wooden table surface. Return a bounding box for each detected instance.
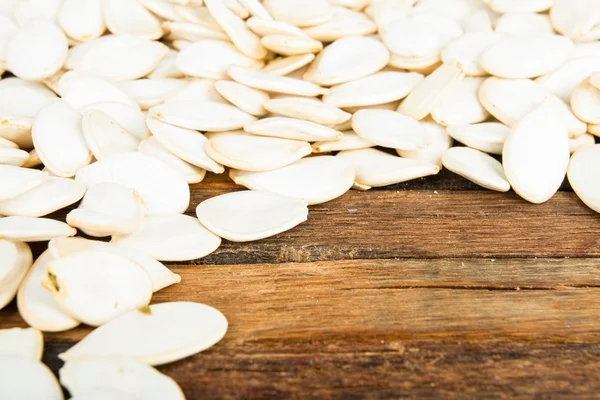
[2,171,600,399]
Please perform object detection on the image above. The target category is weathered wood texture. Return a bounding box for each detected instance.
[1,184,599,398]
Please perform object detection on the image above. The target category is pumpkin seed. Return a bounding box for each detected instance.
[0,78,57,119]
[312,131,374,153]
[75,152,190,214]
[58,0,105,42]
[176,39,262,79]
[119,79,188,110]
[206,130,312,171]
[81,101,149,141]
[0,165,46,201]
[60,357,185,400]
[82,110,140,160]
[138,0,184,21]
[0,147,28,166]
[59,301,228,366]
[0,240,32,311]
[568,144,600,213]
[0,356,63,400]
[67,182,145,237]
[261,53,316,75]
[5,21,68,81]
[0,327,43,360]
[486,0,553,13]
[196,190,308,241]
[215,80,270,116]
[43,250,153,326]
[263,0,333,27]
[261,35,323,56]
[442,146,510,192]
[431,77,489,126]
[303,36,390,86]
[397,60,464,120]
[49,237,181,293]
[0,177,85,218]
[230,156,355,205]
[103,0,163,40]
[17,250,80,332]
[265,96,350,125]
[495,12,554,35]
[446,122,510,155]
[535,57,600,102]
[337,148,440,190]
[112,214,221,261]
[237,0,272,20]
[0,216,76,242]
[352,109,430,150]
[480,34,573,79]
[146,116,224,173]
[569,132,596,154]
[244,117,343,141]
[397,119,453,166]
[150,100,256,131]
[460,9,492,33]
[503,99,570,203]
[60,72,139,110]
[441,31,503,76]
[138,137,206,184]
[302,6,377,42]
[247,17,310,38]
[571,78,600,124]
[228,64,328,96]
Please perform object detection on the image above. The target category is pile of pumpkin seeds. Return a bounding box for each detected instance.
[1,0,600,397]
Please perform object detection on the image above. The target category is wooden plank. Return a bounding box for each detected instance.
[4,258,600,341]
[38,339,600,400]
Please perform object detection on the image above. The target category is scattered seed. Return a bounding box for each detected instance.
[442,146,510,192]
[567,144,600,212]
[0,356,63,400]
[0,327,43,360]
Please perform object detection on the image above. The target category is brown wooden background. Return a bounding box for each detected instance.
[2,171,600,399]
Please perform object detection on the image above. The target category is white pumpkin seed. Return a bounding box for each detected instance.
[60,357,185,400]
[0,13,18,63]
[148,49,184,79]
[303,36,390,86]
[0,165,46,201]
[150,100,256,131]
[146,116,224,173]
[0,327,43,360]
[22,149,41,168]
[119,79,188,110]
[0,147,28,166]
[204,0,267,60]
[0,137,18,149]
[322,71,423,108]
[549,0,600,40]
[495,12,554,35]
[569,132,596,154]
[446,122,510,155]
[0,240,32,310]
[228,64,328,96]
[261,54,315,76]
[17,249,80,332]
[166,79,228,104]
[0,356,63,400]
[352,109,430,150]
[244,117,343,141]
[460,9,492,33]
[58,0,105,42]
[215,80,270,116]
[247,17,309,38]
[196,190,308,241]
[503,99,570,203]
[174,5,223,30]
[67,182,145,237]
[261,35,323,56]
[237,0,272,20]
[206,130,311,171]
[77,35,168,81]
[0,216,76,242]
[312,131,374,153]
[442,146,510,192]
[138,0,184,21]
[0,115,33,149]
[176,40,262,80]
[337,148,440,190]
[81,101,149,141]
[103,0,163,39]
[568,144,600,212]
[82,110,140,160]
[59,301,228,366]
[112,214,221,261]
[571,78,600,124]
[32,101,92,178]
[11,0,62,26]
[302,6,377,42]
[0,177,85,218]
[43,250,153,326]
[60,72,138,110]
[75,152,190,214]
[138,137,206,184]
[397,119,453,166]
[64,36,108,71]
[431,77,489,126]
[479,77,587,137]
[231,156,355,205]
[480,34,573,79]
[5,22,68,80]
[486,0,553,13]
[397,60,464,120]
[441,31,503,76]
[49,237,181,293]
[264,96,350,125]
[383,18,443,59]
[0,77,57,118]
[388,52,441,72]
[263,0,332,27]
[535,56,600,102]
